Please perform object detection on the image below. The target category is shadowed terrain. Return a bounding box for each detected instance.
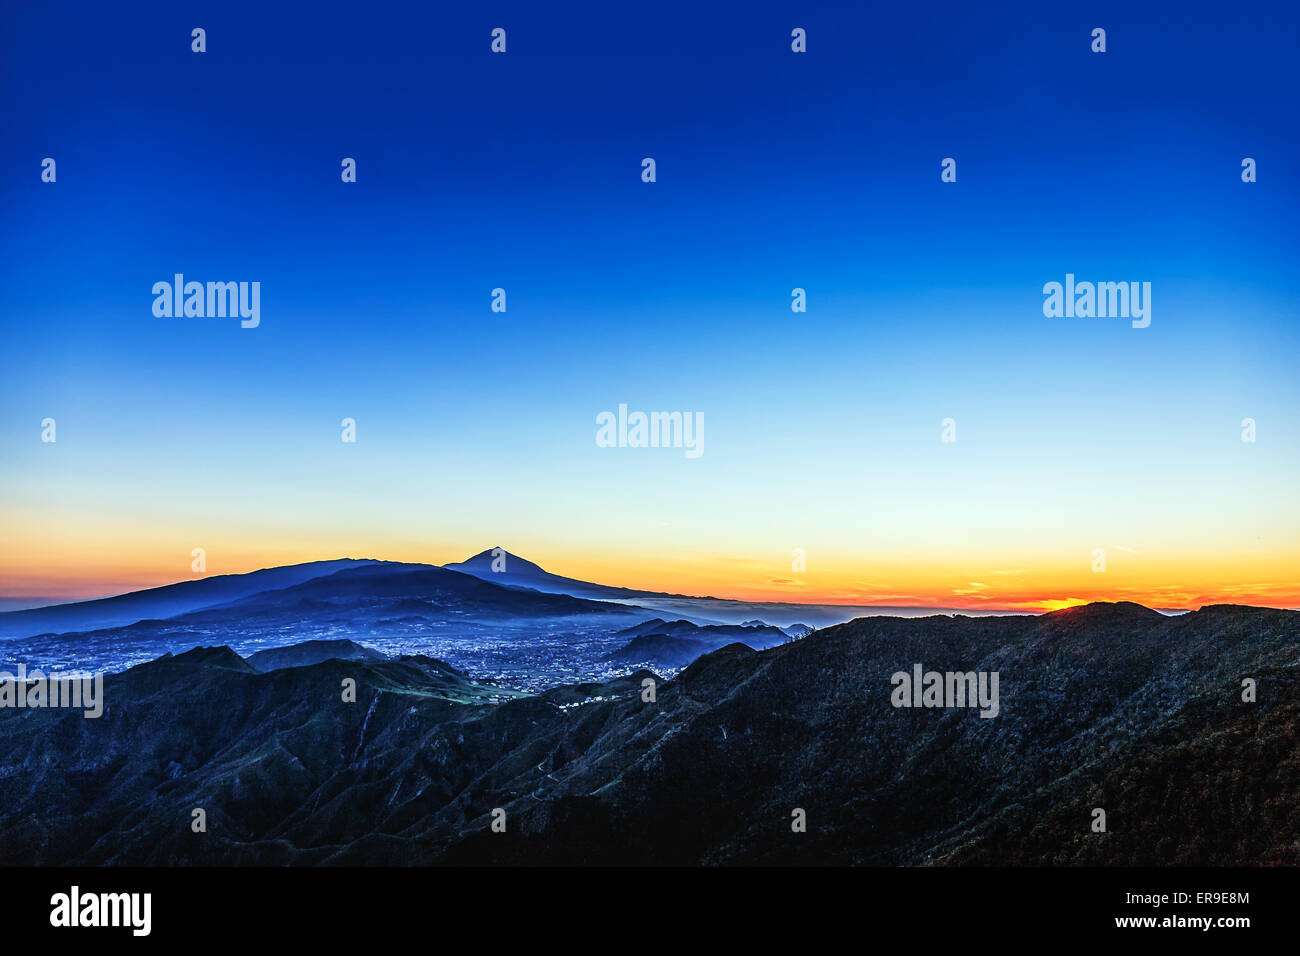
[0,602,1296,865]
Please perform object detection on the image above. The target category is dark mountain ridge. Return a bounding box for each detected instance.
[1,601,1296,865]
[608,617,794,668]
[245,639,386,672]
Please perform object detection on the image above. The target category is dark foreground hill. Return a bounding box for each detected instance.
[0,602,1296,865]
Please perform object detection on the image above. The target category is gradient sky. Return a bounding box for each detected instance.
[2,1,1298,610]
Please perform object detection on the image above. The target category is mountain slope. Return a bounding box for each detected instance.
[183,561,642,623]
[0,561,647,680]
[0,559,378,640]
[245,639,387,672]
[607,618,793,668]
[1,602,1297,865]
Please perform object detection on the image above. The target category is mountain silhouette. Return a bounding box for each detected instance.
[607,618,792,668]
[0,559,377,640]
[0,551,664,645]
[189,561,633,620]
[245,638,387,672]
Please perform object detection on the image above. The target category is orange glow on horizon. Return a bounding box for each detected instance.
[3,542,1298,612]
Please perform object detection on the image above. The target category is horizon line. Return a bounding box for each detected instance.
[2,551,1297,616]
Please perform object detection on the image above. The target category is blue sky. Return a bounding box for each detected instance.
[1,0,1297,607]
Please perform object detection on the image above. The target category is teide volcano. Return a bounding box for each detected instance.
[442,548,673,601]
